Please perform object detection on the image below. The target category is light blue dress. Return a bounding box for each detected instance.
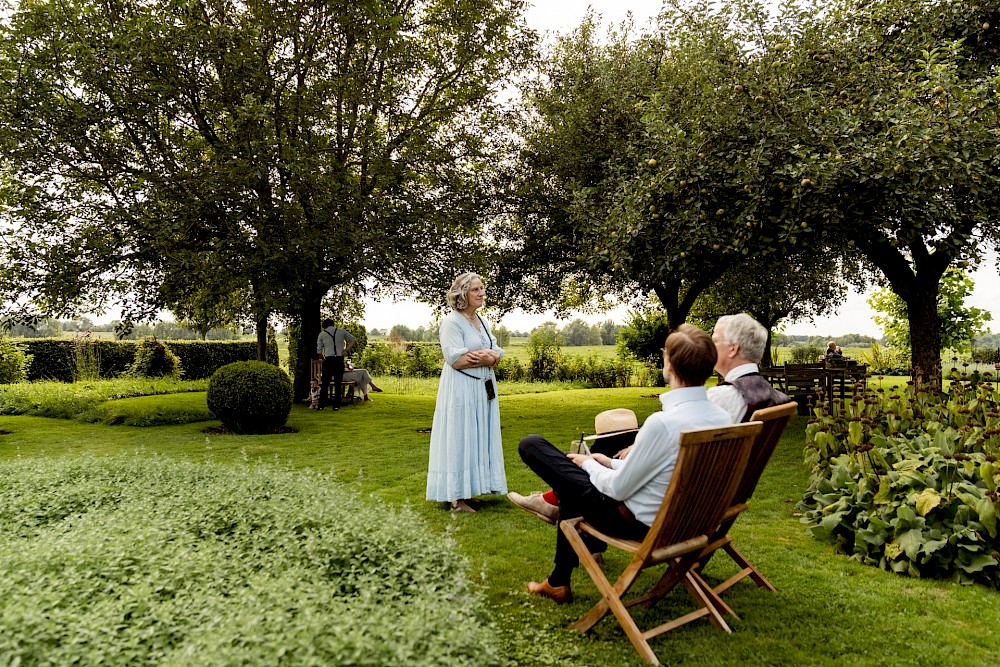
[426,311,507,502]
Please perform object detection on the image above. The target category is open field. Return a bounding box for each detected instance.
[1,382,997,666]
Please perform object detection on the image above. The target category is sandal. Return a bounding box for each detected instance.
[450,499,477,513]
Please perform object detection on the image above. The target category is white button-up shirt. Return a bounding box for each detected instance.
[580,386,733,526]
[707,362,759,422]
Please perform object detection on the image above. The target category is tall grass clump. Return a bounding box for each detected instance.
[129,337,183,378]
[70,332,102,381]
[0,455,503,667]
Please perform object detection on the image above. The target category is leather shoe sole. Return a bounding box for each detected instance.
[527,579,572,604]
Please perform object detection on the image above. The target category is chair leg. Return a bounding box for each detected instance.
[561,523,659,663]
[689,569,739,619]
[681,572,732,634]
[714,542,776,594]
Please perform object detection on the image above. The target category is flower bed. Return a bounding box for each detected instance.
[798,372,1000,585]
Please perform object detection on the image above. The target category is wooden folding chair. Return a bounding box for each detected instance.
[560,421,762,665]
[698,401,798,596]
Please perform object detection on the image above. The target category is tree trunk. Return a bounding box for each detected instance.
[906,287,943,389]
[254,310,269,362]
[294,293,323,402]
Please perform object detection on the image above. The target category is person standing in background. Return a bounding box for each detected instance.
[426,273,506,513]
[316,318,356,411]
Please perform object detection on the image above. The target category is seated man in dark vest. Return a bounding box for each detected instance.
[709,313,792,422]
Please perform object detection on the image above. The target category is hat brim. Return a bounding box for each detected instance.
[582,427,639,441]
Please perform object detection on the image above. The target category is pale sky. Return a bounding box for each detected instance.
[364,0,1000,338]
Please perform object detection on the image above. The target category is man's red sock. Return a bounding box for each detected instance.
[542,490,559,506]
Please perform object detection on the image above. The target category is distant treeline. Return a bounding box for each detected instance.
[371,319,623,347]
[2,317,244,341]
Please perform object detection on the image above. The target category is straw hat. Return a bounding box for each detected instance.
[582,408,640,441]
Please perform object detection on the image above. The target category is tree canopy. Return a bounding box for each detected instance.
[0,0,534,396]
[506,0,1000,383]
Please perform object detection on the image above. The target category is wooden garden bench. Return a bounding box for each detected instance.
[310,359,359,403]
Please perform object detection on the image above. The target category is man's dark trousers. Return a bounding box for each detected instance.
[518,435,648,586]
[321,355,346,408]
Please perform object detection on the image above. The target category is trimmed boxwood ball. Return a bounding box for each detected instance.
[207,361,293,434]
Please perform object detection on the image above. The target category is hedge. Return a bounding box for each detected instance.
[17,338,279,382]
[0,455,503,666]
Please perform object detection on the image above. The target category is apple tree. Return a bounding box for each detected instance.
[0,0,534,397]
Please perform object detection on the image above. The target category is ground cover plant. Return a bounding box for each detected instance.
[0,455,502,666]
[1,385,998,665]
[799,372,1000,586]
[0,378,208,420]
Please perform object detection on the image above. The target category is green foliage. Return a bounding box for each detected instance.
[527,325,563,381]
[616,308,670,368]
[869,269,993,353]
[285,323,300,374]
[553,354,633,388]
[970,346,1000,365]
[342,321,368,357]
[16,339,270,382]
[4,385,1000,665]
[0,455,502,666]
[206,362,293,434]
[494,354,526,382]
[128,338,183,379]
[0,378,208,420]
[789,344,824,364]
[69,332,102,381]
[493,325,512,348]
[597,320,621,346]
[0,0,534,395]
[166,340,278,380]
[80,392,215,427]
[358,341,443,378]
[860,342,911,375]
[0,338,31,384]
[798,373,1000,585]
[560,318,602,346]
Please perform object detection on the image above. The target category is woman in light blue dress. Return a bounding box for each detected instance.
[426,272,507,513]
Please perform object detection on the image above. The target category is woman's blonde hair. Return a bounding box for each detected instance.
[446,272,482,311]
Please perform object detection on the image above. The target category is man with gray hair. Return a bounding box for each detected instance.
[709,313,792,422]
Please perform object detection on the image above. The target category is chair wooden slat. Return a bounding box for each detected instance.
[697,401,797,596]
[560,421,761,665]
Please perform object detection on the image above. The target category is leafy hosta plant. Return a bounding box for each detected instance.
[799,371,1000,585]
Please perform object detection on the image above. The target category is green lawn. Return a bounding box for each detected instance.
[1,386,997,666]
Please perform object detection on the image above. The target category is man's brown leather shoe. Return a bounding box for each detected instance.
[527,579,572,604]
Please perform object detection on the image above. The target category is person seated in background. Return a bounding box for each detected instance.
[825,341,843,359]
[308,379,322,410]
[343,359,384,401]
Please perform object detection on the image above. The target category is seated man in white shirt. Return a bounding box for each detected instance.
[517,323,733,604]
[509,314,792,527]
[709,313,792,423]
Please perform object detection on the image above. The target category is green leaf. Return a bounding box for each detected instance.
[981,461,997,492]
[896,528,924,560]
[956,553,998,574]
[915,488,941,517]
[848,420,864,446]
[975,497,997,538]
[873,477,894,505]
